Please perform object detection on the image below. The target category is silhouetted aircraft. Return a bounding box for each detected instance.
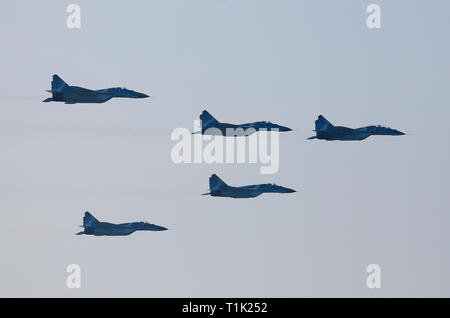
[308,115,405,141]
[76,212,167,236]
[203,174,295,198]
[43,74,149,104]
[198,110,292,136]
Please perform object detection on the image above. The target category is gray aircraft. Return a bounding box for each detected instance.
[76,212,167,236]
[43,74,149,104]
[308,115,405,141]
[198,110,292,136]
[203,174,296,198]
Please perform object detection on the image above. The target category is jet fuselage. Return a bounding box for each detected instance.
[310,115,405,141]
[77,212,167,236]
[200,110,292,136]
[43,75,149,104]
[207,174,295,199]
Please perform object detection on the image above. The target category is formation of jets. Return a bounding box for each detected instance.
[40,75,405,236]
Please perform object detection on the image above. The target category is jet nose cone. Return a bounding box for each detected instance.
[386,128,405,136]
[279,187,296,193]
[279,126,292,132]
[390,129,405,136]
[137,92,149,98]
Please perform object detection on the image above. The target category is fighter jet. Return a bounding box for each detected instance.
[308,115,405,141]
[76,212,167,236]
[43,74,149,104]
[198,110,292,136]
[203,174,296,198]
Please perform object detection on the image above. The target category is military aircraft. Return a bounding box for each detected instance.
[198,110,292,136]
[203,174,296,198]
[308,115,405,141]
[43,74,149,104]
[76,212,167,236]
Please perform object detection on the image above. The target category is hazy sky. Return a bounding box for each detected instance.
[0,0,449,297]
